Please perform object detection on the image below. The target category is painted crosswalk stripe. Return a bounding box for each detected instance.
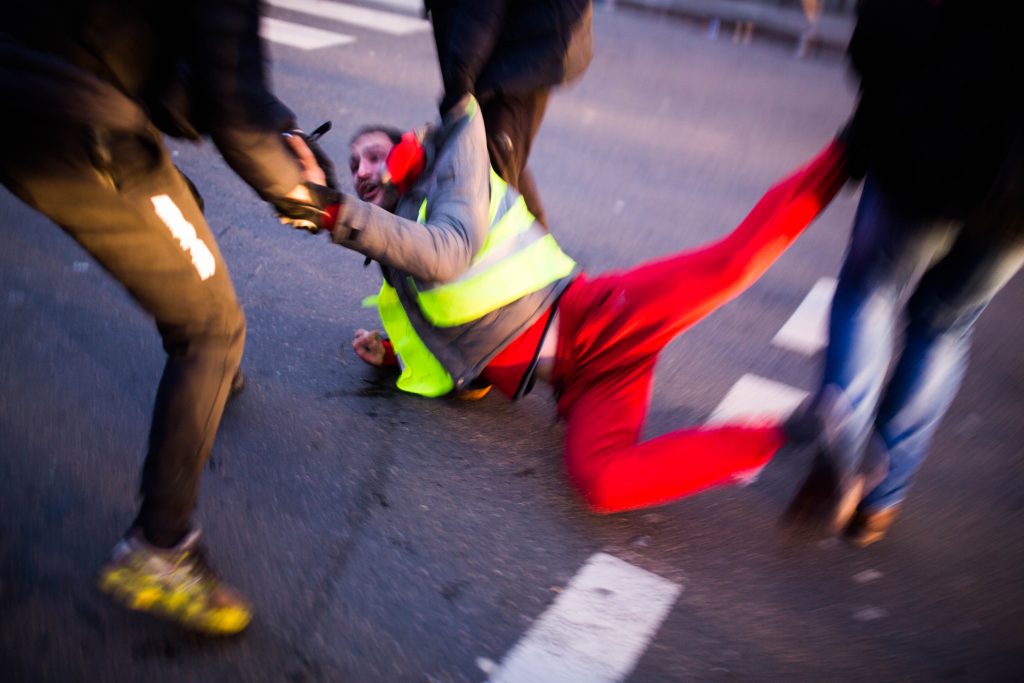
[771,277,836,356]
[487,553,681,683]
[267,0,431,35]
[707,373,808,425]
[358,0,424,13]
[260,17,355,49]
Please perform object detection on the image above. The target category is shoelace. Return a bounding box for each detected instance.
[170,545,220,592]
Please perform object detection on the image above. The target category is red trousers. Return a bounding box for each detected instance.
[552,141,847,513]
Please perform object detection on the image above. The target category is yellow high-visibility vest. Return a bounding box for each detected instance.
[368,169,575,397]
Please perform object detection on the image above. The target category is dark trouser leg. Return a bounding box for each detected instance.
[480,89,551,227]
[1,125,245,547]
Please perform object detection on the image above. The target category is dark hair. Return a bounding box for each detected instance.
[349,125,404,145]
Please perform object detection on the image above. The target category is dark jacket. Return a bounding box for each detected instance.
[844,0,1023,226]
[426,0,593,112]
[0,0,300,200]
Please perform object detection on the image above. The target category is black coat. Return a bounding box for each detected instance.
[844,0,1023,228]
[426,0,593,112]
[0,0,300,200]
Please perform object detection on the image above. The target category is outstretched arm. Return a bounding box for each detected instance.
[189,0,304,201]
[669,139,849,328]
[331,99,492,283]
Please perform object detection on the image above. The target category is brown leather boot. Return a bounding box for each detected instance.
[843,505,901,548]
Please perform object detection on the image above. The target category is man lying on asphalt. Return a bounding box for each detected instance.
[290,95,846,515]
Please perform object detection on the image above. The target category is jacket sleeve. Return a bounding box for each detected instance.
[188,0,301,200]
[334,103,491,283]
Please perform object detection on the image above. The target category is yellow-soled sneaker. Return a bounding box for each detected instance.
[98,529,251,635]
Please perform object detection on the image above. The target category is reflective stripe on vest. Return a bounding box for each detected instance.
[368,168,574,397]
[412,169,576,327]
[374,280,454,397]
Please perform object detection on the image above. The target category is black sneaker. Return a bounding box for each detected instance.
[783,386,864,535]
[782,396,824,446]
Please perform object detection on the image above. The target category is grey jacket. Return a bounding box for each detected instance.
[335,98,576,392]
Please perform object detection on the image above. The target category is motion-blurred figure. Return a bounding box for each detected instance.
[785,0,1024,546]
[326,96,845,516]
[425,0,593,229]
[0,0,336,633]
[795,0,823,58]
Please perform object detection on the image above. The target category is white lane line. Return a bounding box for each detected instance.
[487,553,681,683]
[260,17,355,50]
[853,569,883,584]
[484,284,826,681]
[707,374,808,425]
[771,277,836,356]
[853,606,888,622]
[266,0,431,35]
[359,0,424,13]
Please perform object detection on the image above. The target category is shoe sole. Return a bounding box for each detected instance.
[843,529,883,548]
[454,384,492,400]
[782,458,864,540]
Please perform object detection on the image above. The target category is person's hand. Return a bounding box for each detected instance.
[352,328,386,366]
[283,182,315,204]
[273,124,351,236]
[272,181,343,235]
[283,132,330,187]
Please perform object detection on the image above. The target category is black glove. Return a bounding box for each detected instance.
[272,182,347,237]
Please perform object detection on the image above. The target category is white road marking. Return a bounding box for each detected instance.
[72,261,90,273]
[360,0,424,13]
[266,0,430,35]
[853,569,883,584]
[853,606,888,621]
[707,374,809,425]
[487,553,681,683]
[484,280,838,678]
[260,17,355,50]
[771,277,836,356]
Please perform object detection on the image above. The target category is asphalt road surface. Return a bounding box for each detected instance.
[2,2,1022,681]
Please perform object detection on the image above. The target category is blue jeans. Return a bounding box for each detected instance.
[821,176,1024,512]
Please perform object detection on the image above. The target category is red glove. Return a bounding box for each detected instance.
[381,339,398,366]
[382,130,426,195]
